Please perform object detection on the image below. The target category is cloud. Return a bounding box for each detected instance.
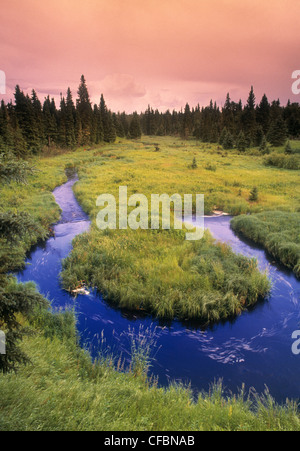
[99,74,146,99]
[0,0,300,111]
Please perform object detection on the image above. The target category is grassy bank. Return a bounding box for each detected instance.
[0,310,299,431]
[231,211,300,277]
[62,227,270,322]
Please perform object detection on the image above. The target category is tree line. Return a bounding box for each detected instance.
[1,76,300,158]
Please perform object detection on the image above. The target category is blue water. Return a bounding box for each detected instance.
[16,175,300,403]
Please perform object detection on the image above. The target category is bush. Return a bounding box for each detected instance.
[264,153,300,170]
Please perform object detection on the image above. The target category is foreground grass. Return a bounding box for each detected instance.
[231,211,300,277]
[0,311,299,432]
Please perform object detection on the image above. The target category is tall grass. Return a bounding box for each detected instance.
[264,152,300,170]
[231,211,300,277]
[0,309,299,431]
[61,228,271,322]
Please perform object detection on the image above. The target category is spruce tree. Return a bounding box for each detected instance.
[268,117,288,147]
[259,135,269,154]
[65,88,76,148]
[236,131,247,152]
[76,75,93,145]
[242,86,256,144]
[219,127,228,146]
[285,141,293,154]
[100,95,116,143]
[14,86,42,153]
[256,94,270,135]
[249,186,259,202]
[43,97,58,147]
[129,112,142,139]
[222,130,235,149]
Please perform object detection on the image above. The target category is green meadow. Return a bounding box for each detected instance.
[61,137,300,321]
[1,136,300,430]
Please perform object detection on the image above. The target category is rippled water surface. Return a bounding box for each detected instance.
[17,176,300,402]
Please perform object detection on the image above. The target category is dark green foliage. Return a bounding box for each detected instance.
[264,153,300,170]
[191,157,197,169]
[14,86,43,153]
[1,79,300,155]
[242,87,256,143]
[0,158,48,373]
[268,117,288,147]
[0,280,48,373]
[259,135,269,154]
[100,94,116,143]
[76,75,93,145]
[43,97,58,147]
[249,186,259,202]
[219,127,228,146]
[236,131,247,152]
[256,94,270,134]
[285,141,293,155]
[0,153,34,183]
[129,112,142,139]
[222,130,235,150]
[65,88,76,148]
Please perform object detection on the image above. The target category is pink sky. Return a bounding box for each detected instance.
[1,0,300,112]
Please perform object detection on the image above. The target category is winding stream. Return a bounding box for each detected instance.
[17,174,300,403]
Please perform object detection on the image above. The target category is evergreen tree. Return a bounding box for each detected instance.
[0,101,15,154]
[43,97,58,147]
[100,95,116,143]
[222,93,234,133]
[259,135,269,154]
[129,112,142,139]
[249,186,259,202]
[91,105,104,144]
[65,88,76,147]
[254,125,264,147]
[256,94,270,135]
[191,157,197,169]
[58,95,67,147]
[219,127,228,146]
[285,141,293,154]
[268,117,288,147]
[222,130,235,149]
[112,113,125,138]
[31,90,45,145]
[242,86,256,144]
[76,75,93,145]
[14,86,42,152]
[236,131,247,152]
[181,103,192,138]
